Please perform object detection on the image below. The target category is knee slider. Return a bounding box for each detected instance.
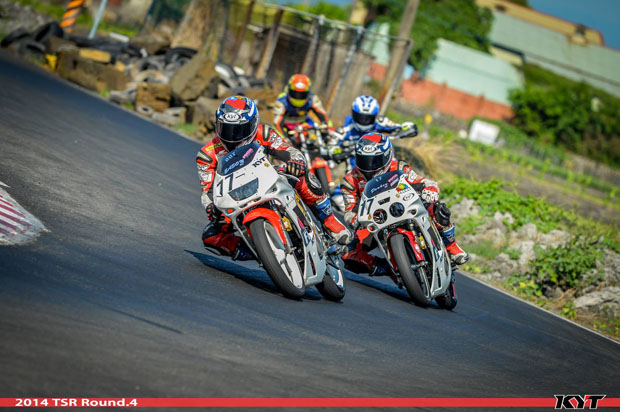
[305,172,324,196]
[434,202,452,227]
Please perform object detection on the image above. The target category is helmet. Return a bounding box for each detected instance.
[355,132,393,180]
[352,95,379,132]
[215,96,259,152]
[287,74,311,108]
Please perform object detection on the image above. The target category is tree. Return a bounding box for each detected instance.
[362,0,493,71]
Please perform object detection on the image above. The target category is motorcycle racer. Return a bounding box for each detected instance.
[197,96,350,260]
[329,95,418,172]
[272,74,332,145]
[340,132,469,281]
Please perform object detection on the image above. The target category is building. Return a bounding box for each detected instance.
[477,0,620,97]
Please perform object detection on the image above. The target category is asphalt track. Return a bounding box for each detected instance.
[1,51,619,408]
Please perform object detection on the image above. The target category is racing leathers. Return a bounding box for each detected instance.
[273,92,331,146]
[197,124,349,258]
[340,159,469,279]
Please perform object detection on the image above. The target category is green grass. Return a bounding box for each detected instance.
[464,240,503,260]
[173,123,197,135]
[457,214,487,235]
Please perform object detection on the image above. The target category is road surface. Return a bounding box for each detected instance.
[0,52,618,406]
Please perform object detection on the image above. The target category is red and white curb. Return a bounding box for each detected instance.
[0,184,47,245]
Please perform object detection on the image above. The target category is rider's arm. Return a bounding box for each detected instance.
[309,95,330,127]
[196,145,218,210]
[272,99,288,136]
[340,174,360,227]
[375,115,402,133]
[260,125,305,165]
[399,161,439,202]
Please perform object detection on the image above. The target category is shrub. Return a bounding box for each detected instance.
[528,238,601,291]
[509,65,620,168]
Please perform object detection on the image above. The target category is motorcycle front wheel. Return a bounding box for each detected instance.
[436,280,457,310]
[249,218,305,299]
[389,234,432,307]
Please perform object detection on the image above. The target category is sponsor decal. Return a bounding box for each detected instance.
[554,395,606,410]
[242,147,254,159]
[396,183,405,191]
[272,136,283,149]
[223,112,241,122]
[388,173,399,185]
[252,156,266,167]
[224,160,242,174]
[403,193,414,201]
[198,171,213,183]
[197,164,209,171]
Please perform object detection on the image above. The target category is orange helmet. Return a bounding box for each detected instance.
[287,74,311,108]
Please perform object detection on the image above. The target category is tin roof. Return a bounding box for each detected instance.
[489,12,620,96]
[422,39,523,104]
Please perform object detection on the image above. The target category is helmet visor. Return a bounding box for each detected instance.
[356,152,390,179]
[216,121,256,150]
[352,111,376,126]
[289,89,309,102]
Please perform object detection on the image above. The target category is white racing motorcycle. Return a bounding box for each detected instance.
[212,141,346,301]
[357,170,457,309]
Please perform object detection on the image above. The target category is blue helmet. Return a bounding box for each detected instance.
[352,95,379,132]
[215,95,259,152]
[355,132,393,180]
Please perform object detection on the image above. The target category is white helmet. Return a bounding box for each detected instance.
[351,95,379,132]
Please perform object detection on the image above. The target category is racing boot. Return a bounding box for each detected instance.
[232,245,254,261]
[441,224,470,265]
[316,198,351,245]
[370,258,403,289]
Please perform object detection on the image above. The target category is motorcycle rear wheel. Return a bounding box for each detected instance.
[389,234,432,306]
[249,218,305,299]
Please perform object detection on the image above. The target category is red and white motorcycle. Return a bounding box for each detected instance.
[212,141,346,301]
[357,170,457,309]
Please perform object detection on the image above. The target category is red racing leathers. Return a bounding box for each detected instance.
[340,158,466,274]
[197,124,344,256]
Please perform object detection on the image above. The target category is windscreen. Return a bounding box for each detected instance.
[364,170,403,198]
[216,142,260,176]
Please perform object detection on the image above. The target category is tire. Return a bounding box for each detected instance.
[165,47,197,64]
[389,234,432,306]
[32,22,64,44]
[1,28,31,48]
[436,281,457,310]
[315,166,331,195]
[316,262,345,302]
[249,218,305,299]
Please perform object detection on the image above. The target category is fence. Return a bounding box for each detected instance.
[143,0,412,124]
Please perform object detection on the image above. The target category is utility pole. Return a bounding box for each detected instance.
[378,0,419,111]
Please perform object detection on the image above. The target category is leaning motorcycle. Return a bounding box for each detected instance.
[212,141,346,301]
[357,170,457,309]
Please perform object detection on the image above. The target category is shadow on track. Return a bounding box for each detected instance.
[185,250,322,300]
[344,272,452,311]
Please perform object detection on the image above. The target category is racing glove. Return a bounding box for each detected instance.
[420,187,439,204]
[205,202,218,222]
[285,156,307,177]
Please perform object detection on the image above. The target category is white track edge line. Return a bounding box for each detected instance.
[459,271,620,346]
